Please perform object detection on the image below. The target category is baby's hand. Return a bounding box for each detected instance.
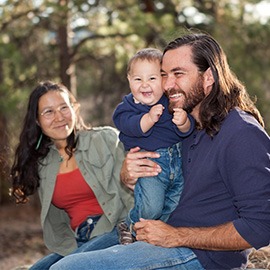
[172,108,190,132]
[149,104,164,123]
[140,104,164,133]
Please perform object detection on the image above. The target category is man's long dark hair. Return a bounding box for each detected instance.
[163,32,264,136]
[10,81,89,203]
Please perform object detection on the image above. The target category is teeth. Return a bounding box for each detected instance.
[170,93,183,98]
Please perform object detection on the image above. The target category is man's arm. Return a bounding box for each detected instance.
[134,219,251,250]
[121,149,253,251]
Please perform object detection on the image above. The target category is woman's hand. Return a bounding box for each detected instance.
[120,147,161,190]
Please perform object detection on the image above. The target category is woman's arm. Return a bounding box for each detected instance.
[120,147,161,190]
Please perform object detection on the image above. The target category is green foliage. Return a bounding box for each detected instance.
[0,0,269,129]
[0,0,270,202]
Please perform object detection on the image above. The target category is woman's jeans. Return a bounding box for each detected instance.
[50,241,204,270]
[127,142,184,229]
[29,215,114,270]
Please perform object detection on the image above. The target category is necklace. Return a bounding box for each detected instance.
[59,154,70,167]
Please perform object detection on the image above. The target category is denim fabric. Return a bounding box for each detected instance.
[50,241,204,270]
[75,215,101,247]
[29,215,102,270]
[72,226,119,253]
[29,253,64,270]
[128,142,184,228]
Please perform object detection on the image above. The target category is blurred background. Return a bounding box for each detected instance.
[0,0,270,269]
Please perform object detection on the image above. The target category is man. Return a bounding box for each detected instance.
[50,32,270,270]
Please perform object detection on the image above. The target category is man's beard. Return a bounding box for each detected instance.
[166,76,205,114]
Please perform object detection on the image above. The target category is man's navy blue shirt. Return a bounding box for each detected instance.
[167,108,270,269]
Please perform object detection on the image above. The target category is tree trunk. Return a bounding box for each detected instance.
[57,0,77,96]
[0,113,10,204]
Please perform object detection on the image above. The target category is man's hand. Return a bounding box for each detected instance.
[120,147,161,190]
[134,219,180,247]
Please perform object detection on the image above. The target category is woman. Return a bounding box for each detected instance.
[10,81,133,269]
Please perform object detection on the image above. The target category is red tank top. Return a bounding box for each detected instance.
[52,168,104,230]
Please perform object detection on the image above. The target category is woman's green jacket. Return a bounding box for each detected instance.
[38,126,134,256]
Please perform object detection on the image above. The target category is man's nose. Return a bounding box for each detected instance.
[162,76,176,91]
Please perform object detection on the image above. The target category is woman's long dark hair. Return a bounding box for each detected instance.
[163,32,264,136]
[10,81,90,203]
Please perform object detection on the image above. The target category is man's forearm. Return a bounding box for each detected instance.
[176,222,251,251]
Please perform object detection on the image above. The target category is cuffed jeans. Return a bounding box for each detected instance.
[50,241,204,270]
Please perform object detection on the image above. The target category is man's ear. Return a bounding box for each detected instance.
[36,120,40,126]
[203,67,214,95]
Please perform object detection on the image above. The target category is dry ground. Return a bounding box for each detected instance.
[0,202,269,270]
[0,202,49,270]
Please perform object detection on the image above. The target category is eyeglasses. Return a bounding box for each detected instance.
[39,104,71,120]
